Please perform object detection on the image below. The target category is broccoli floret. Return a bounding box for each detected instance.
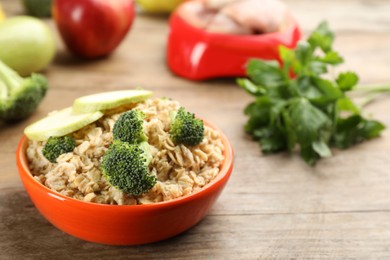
[170,107,204,146]
[42,136,76,163]
[101,140,156,196]
[0,60,48,121]
[113,109,147,144]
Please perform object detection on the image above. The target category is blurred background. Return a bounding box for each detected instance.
[2,0,390,258]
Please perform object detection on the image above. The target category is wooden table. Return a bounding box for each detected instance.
[2,0,390,258]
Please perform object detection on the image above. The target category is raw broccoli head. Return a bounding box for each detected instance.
[0,60,48,121]
[42,136,76,163]
[113,109,148,144]
[101,140,156,196]
[170,107,204,146]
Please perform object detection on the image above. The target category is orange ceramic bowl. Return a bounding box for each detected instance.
[16,122,234,245]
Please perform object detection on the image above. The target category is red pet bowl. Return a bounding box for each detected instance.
[167,12,302,80]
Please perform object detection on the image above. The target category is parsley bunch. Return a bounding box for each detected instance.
[238,22,385,165]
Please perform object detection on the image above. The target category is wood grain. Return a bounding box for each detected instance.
[2,0,390,259]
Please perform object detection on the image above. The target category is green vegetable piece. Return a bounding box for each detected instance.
[279,45,295,69]
[24,107,103,141]
[312,140,332,158]
[332,115,385,149]
[0,60,47,121]
[247,59,287,88]
[170,107,204,146]
[255,126,287,153]
[295,41,313,67]
[337,97,360,114]
[42,136,76,163]
[318,51,344,65]
[286,98,333,165]
[237,78,266,97]
[23,0,52,17]
[101,140,156,196]
[336,72,359,91]
[242,96,273,133]
[0,16,55,76]
[288,97,331,144]
[139,141,153,165]
[238,21,385,165]
[113,109,147,144]
[308,21,334,52]
[73,90,153,113]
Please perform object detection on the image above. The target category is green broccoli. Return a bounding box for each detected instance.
[42,136,76,163]
[0,60,48,121]
[113,109,148,144]
[170,107,204,146]
[101,140,156,196]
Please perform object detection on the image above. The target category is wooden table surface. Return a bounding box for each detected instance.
[2,0,390,259]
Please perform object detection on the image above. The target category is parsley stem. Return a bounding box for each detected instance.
[352,85,390,108]
[359,93,383,108]
[354,85,390,93]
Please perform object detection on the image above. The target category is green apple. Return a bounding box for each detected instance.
[0,16,55,76]
[137,0,184,13]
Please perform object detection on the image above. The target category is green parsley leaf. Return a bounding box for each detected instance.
[295,41,313,67]
[318,51,344,65]
[312,140,332,158]
[256,126,287,153]
[247,59,287,88]
[239,21,385,165]
[332,116,384,148]
[237,78,266,96]
[336,72,359,91]
[308,21,334,52]
[288,97,331,145]
[337,97,360,114]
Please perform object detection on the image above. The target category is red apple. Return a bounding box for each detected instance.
[52,0,135,59]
